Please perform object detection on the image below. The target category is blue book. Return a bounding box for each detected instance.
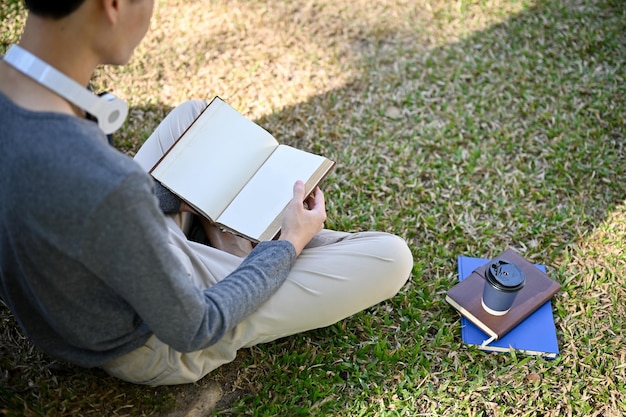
[456,255,559,358]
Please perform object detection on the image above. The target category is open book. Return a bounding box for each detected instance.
[150,97,336,242]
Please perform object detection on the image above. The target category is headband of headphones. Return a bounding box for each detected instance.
[3,45,128,135]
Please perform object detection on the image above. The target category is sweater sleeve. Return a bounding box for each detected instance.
[81,172,296,352]
[153,180,182,214]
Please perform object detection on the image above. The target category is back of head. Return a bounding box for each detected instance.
[24,0,86,19]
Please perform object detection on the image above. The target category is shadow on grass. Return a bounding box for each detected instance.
[1,0,624,415]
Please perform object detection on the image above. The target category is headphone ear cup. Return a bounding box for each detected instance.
[92,93,129,135]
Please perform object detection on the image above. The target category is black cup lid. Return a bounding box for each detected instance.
[485,259,525,290]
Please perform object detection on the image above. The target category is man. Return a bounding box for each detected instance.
[0,0,413,386]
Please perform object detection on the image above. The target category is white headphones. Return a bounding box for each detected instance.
[3,44,128,135]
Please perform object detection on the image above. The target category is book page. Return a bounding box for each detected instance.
[216,145,331,241]
[151,98,278,219]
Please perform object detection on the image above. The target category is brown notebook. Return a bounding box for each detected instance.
[445,248,561,343]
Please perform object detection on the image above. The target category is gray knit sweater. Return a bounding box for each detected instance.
[0,92,295,367]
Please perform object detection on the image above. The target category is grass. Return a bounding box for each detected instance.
[1,0,625,415]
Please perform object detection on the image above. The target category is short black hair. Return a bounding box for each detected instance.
[23,0,86,19]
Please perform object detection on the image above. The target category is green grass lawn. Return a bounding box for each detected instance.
[1,0,625,415]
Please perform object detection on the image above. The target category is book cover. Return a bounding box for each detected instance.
[150,97,335,242]
[445,248,561,341]
[456,255,559,358]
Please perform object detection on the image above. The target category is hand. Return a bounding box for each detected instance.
[279,181,326,256]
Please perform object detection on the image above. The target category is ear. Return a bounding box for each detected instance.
[100,0,121,24]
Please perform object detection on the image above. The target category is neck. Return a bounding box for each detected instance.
[0,14,99,115]
[19,14,99,87]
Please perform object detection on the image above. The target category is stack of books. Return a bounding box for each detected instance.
[446,248,561,358]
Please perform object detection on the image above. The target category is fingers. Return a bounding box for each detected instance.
[306,186,325,213]
[294,181,325,213]
[279,181,327,255]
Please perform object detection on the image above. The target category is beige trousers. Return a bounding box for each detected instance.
[101,101,414,386]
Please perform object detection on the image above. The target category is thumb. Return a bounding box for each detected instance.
[292,180,305,201]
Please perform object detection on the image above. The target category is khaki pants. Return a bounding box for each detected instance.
[101,101,413,386]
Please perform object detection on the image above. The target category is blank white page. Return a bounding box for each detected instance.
[217,145,327,240]
[151,98,277,219]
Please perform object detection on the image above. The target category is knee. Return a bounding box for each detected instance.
[387,234,414,289]
[174,99,208,119]
[369,233,413,297]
